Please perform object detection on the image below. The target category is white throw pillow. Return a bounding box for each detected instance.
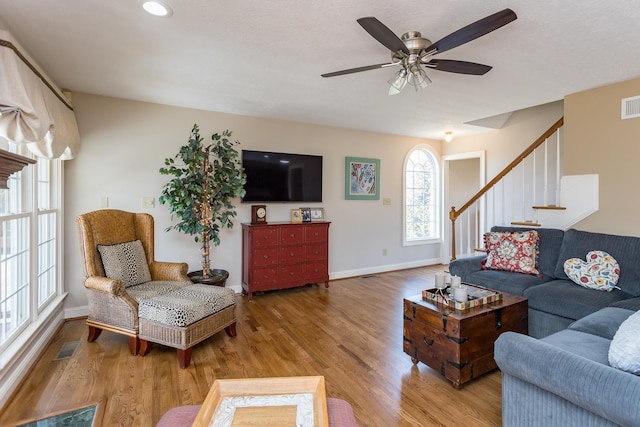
[608,310,640,374]
[97,239,152,287]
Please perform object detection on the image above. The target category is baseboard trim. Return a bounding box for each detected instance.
[64,305,89,319]
[329,258,443,280]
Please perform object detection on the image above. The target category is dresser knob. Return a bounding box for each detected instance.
[263,274,269,279]
[314,268,319,273]
[314,250,319,255]
[290,252,295,257]
[263,235,269,240]
[263,254,269,259]
[290,271,294,276]
[290,233,295,238]
[314,232,319,236]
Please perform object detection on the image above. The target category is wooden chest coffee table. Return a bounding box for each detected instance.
[403,290,527,388]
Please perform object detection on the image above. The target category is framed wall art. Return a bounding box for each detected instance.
[345,157,380,200]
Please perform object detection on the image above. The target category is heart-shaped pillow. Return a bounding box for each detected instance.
[563,250,621,292]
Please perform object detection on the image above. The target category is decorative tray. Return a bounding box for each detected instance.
[422,284,502,310]
[192,376,328,427]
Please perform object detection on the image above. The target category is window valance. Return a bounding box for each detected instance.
[0,30,80,159]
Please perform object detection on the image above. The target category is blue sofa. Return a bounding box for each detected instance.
[495,307,640,426]
[450,227,640,426]
[449,226,640,338]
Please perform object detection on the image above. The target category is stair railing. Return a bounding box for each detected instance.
[449,117,564,261]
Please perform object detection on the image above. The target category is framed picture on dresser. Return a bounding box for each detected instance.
[310,208,325,221]
[290,209,302,224]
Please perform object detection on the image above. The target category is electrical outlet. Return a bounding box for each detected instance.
[383,197,391,205]
[383,248,388,256]
[100,197,108,208]
[142,197,155,209]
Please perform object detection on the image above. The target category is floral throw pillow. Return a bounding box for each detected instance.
[563,250,621,292]
[481,230,541,276]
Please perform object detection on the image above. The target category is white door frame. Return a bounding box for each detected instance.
[441,151,486,264]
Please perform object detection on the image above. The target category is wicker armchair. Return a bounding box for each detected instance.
[76,209,237,368]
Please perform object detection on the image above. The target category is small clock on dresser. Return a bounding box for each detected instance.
[251,205,267,224]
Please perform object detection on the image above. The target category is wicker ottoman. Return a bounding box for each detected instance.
[134,283,237,368]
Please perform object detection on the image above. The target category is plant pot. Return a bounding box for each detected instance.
[187,269,229,287]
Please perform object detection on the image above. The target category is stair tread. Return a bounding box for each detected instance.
[532,205,567,210]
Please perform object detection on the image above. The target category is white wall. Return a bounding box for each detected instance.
[64,93,443,314]
[443,101,564,178]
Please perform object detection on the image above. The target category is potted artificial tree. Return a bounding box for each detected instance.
[159,124,246,286]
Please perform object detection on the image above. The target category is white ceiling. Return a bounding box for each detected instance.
[1,1,639,141]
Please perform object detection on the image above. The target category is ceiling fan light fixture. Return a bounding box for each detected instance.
[387,68,408,95]
[407,63,431,90]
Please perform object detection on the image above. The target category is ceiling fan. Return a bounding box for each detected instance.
[321,8,517,95]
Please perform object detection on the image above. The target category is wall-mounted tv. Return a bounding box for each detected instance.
[242,150,323,202]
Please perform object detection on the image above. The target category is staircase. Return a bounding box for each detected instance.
[448,117,599,260]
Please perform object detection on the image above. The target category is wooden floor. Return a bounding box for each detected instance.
[0,266,503,426]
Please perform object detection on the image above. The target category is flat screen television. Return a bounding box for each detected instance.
[242,150,323,202]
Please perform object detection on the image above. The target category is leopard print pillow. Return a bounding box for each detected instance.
[97,240,152,287]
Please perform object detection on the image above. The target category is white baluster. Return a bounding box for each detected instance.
[556,129,562,206]
[521,161,526,221]
[501,180,506,226]
[543,138,549,206]
[466,209,471,255]
[532,149,537,207]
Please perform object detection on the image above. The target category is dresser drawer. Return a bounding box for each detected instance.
[305,261,328,281]
[305,225,328,242]
[305,243,327,260]
[251,247,278,266]
[279,263,305,282]
[252,267,279,286]
[250,227,279,247]
[280,226,304,245]
[280,245,304,263]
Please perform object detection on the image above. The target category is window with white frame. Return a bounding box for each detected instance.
[0,140,61,349]
[404,146,440,245]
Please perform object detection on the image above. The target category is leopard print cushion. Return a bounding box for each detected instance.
[97,240,152,287]
[138,284,235,327]
[127,281,191,301]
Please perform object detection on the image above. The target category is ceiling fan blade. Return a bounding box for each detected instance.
[321,62,396,78]
[425,8,517,55]
[357,17,409,54]
[426,59,492,75]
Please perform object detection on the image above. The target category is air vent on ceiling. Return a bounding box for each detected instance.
[621,96,640,120]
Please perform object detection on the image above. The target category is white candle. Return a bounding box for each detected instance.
[435,273,446,289]
[451,275,462,288]
[453,285,468,302]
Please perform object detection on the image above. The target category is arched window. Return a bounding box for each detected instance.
[404,146,440,245]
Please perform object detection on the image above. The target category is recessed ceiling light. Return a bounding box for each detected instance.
[142,1,173,17]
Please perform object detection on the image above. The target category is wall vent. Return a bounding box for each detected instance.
[621,95,640,120]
